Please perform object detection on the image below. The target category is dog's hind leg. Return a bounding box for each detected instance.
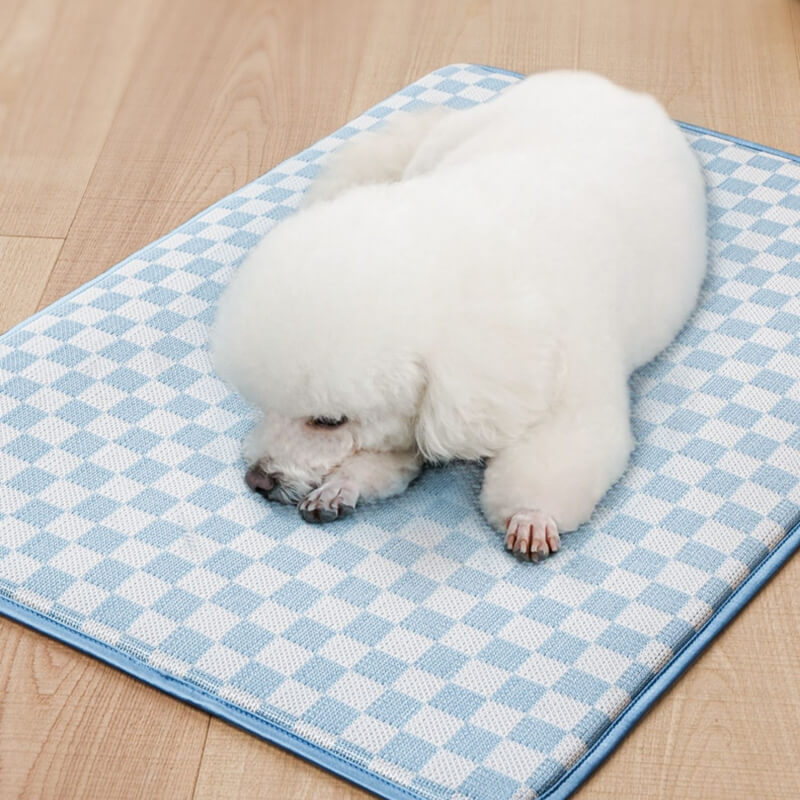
[302,107,450,206]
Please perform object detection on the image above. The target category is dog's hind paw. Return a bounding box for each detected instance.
[299,479,359,524]
[505,509,560,561]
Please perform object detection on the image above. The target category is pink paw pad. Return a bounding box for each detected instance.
[505,510,560,561]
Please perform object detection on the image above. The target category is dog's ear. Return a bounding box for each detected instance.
[414,319,564,462]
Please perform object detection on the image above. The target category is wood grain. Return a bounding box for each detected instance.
[573,553,800,800]
[0,236,62,329]
[345,0,580,116]
[0,0,158,238]
[0,617,209,799]
[193,719,374,800]
[38,0,376,306]
[1,1,800,798]
[574,0,800,153]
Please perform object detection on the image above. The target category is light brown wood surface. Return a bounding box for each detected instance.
[1,1,799,798]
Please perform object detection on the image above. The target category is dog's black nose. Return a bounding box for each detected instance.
[245,465,275,495]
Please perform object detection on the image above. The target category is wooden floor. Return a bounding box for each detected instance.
[1,0,800,797]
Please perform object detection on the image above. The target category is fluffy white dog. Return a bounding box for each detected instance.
[212,71,707,560]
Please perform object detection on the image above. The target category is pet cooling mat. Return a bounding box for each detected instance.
[2,65,799,800]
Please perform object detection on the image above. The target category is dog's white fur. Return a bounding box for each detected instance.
[212,71,707,559]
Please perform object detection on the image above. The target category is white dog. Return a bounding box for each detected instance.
[212,71,707,560]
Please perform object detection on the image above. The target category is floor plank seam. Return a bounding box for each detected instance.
[190,716,213,800]
[40,0,164,306]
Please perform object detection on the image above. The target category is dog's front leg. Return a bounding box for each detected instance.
[480,380,635,560]
[298,449,422,523]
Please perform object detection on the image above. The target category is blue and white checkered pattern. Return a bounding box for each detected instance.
[1,64,799,800]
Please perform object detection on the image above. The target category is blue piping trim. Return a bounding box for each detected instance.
[0,593,420,800]
[674,121,800,165]
[475,64,528,79]
[539,520,800,799]
[1,62,799,800]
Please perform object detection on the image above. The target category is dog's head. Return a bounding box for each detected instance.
[211,198,561,506]
[213,342,427,504]
[211,206,429,505]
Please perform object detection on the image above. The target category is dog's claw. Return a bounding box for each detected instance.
[298,479,359,524]
[300,506,323,524]
[505,509,560,562]
[299,505,339,524]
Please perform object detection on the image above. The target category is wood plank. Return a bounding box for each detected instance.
[37,198,202,310]
[39,0,581,307]
[575,0,800,153]
[193,720,373,800]
[38,0,378,306]
[0,0,158,238]
[0,236,63,331]
[344,0,579,117]
[0,616,209,799]
[791,0,800,79]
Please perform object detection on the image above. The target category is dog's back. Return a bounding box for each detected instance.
[402,71,707,371]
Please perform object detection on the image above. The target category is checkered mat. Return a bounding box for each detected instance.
[2,65,799,800]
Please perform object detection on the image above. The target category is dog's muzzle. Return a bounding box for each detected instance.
[245,465,303,504]
[245,465,274,493]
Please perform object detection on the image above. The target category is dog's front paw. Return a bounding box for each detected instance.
[299,479,359,524]
[505,509,560,561]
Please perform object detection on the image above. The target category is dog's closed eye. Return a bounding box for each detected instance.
[309,416,349,428]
